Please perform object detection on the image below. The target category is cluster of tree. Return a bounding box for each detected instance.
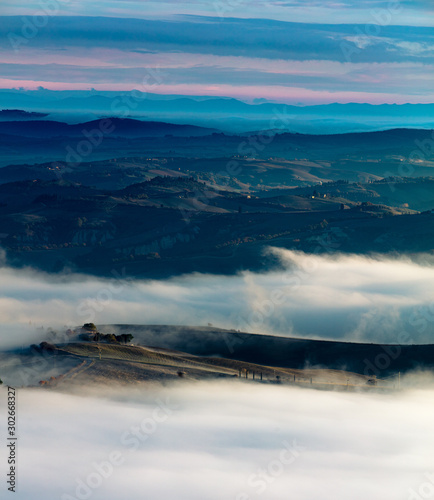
[79,332,134,344]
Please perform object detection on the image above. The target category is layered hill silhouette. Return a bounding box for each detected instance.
[2,89,434,133]
[0,118,217,138]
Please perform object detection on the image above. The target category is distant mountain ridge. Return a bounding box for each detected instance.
[3,89,434,115]
[1,89,434,133]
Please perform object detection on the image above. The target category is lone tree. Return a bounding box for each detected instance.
[82,323,97,331]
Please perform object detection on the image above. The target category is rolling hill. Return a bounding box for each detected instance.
[3,324,432,391]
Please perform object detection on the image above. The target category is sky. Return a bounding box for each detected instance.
[0,0,434,104]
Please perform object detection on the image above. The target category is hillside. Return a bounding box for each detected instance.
[2,123,434,170]
[1,122,434,278]
[0,177,428,277]
[0,338,385,391]
[4,323,433,391]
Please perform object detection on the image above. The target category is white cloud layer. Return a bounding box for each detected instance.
[1,381,434,500]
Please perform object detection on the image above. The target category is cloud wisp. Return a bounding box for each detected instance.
[1,250,434,349]
[1,13,434,103]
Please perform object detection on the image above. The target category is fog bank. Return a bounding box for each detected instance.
[1,381,433,500]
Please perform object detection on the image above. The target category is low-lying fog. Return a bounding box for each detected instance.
[1,381,433,500]
[1,249,434,348]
